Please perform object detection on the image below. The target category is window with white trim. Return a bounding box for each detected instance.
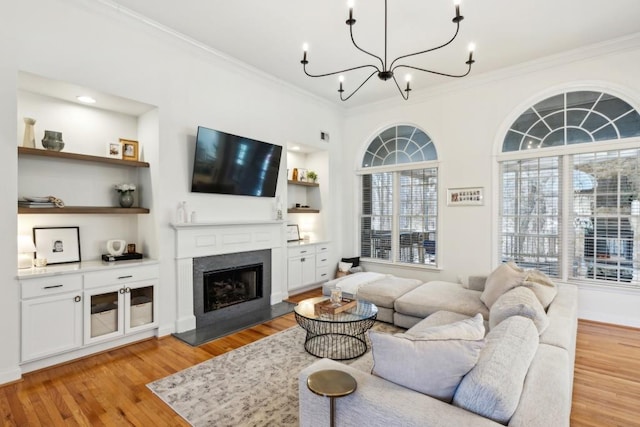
[360,125,438,266]
[499,90,640,287]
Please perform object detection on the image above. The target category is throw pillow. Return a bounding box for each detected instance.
[489,286,549,334]
[522,269,558,309]
[369,313,485,403]
[337,261,353,272]
[341,256,360,267]
[453,316,539,424]
[480,262,526,308]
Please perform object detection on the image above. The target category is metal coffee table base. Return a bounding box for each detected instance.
[296,314,376,360]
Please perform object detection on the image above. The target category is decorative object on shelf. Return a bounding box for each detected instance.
[298,168,308,182]
[176,200,189,223]
[22,117,36,148]
[106,141,123,159]
[307,171,318,183]
[300,0,476,101]
[287,224,301,241]
[447,187,484,206]
[33,226,81,265]
[120,138,139,161]
[127,243,136,253]
[18,195,64,209]
[275,195,283,220]
[17,235,36,269]
[292,168,299,181]
[41,130,65,151]
[34,257,47,268]
[106,239,127,256]
[115,183,136,208]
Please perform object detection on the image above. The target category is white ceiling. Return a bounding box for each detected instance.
[109,0,640,107]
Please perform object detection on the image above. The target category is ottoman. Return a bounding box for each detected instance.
[356,276,423,323]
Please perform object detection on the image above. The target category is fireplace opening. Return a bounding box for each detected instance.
[203,263,263,312]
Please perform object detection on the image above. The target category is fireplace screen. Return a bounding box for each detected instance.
[203,263,263,312]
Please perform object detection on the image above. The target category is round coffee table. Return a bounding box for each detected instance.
[294,296,378,360]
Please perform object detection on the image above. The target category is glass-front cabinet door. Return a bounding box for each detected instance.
[125,283,157,333]
[84,284,124,344]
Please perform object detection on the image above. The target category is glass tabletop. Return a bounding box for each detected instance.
[294,296,378,322]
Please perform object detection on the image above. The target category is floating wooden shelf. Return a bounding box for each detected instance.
[18,147,150,168]
[287,180,319,187]
[288,208,320,214]
[18,206,150,214]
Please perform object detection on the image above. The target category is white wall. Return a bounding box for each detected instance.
[0,0,344,383]
[340,35,640,327]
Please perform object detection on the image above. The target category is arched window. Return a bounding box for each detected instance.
[359,125,439,266]
[498,90,640,287]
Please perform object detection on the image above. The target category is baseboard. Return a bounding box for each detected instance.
[175,315,197,333]
[0,366,22,386]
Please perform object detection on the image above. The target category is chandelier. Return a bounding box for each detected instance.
[300,0,476,101]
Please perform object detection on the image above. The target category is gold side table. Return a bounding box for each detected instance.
[307,369,357,427]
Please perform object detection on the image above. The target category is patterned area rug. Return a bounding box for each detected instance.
[147,322,401,426]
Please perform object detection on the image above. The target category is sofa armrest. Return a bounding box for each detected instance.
[299,358,501,427]
[468,275,488,291]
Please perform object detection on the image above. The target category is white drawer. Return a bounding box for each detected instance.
[315,252,330,268]
[288,245,316,258]
[84,264,159,289]
[316,266,332,282]
[316,244,330,254]
[21,275,83,299]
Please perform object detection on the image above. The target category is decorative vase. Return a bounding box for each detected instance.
[42,130,65,151]
[118,191,134,208]
[23,117,36,148]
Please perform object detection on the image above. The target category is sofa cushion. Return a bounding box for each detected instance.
[522,269,558,309]
[369,314,485,403]
[489,286,549,334]
[453,315,539,424]
[357,276,423,309]
[480,262,526,308]
[394,281,489,320]
[407,311,473,335]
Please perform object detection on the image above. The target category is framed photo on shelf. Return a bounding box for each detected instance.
[297,168,308,182]
[33,226,81,264]
[120,138,139,161]
[447,187,484,206]
[106,141,122,159]
[287,224,301,242]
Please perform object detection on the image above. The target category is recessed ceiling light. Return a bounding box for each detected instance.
[76,95,96,104]
[291,146,301,151]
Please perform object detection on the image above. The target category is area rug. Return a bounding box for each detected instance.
[147,322,401,426]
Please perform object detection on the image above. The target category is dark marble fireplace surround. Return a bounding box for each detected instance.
[193,249,271,328]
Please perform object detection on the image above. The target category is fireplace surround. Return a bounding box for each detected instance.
[173,221,285,333]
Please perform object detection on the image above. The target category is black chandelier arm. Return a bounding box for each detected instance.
[392,75,410,101]
[388,21,461,71]
[392,61,473,79]
[339,70,378,102]
[303,62,380,79]
[349,23,385,70]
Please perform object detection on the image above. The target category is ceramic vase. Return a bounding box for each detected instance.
[42,130,65,151]
[119,191,134,208]
[23,117,36,148]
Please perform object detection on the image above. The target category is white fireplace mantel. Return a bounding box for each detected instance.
[172,220,286,333]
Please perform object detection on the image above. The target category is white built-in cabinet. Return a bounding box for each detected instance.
[287,242,331,292]
[20,262,158,364]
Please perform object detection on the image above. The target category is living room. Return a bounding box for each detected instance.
[2,0,640,425]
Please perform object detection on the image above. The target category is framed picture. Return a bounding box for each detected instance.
[120,138,139,161]
[33,226,81,264]
[447,187,484,206]
[297,168,308,182]
[106,141,122,159]
[286,224,300,242]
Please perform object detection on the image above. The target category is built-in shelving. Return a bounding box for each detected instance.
[18,206,150,214]
[288,208,320,214]
[18,147,150,168]
[287,179,319,187]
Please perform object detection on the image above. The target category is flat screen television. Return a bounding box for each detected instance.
[191,126,282,197]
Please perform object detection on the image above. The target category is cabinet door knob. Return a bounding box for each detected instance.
[74,295,81,302]
[301,257,305,262]
[119,288,126,294]
[125,287,131,293]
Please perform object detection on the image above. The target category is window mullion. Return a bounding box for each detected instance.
[392,171,400,262]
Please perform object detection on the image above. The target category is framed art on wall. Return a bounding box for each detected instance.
[33,226,81,264]
[106,141,122,159]
[447,187,484,206]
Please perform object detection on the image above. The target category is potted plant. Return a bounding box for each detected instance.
[307,171,318,183]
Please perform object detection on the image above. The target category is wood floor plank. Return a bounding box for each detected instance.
[1,288,638,426]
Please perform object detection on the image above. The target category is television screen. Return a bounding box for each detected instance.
[191,126,282,197]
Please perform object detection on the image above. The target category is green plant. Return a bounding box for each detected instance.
[307,171,318,182]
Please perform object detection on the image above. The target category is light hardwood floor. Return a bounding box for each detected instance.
[1,288,639,426]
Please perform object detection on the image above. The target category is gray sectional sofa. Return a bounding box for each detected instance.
[301,265,579,427]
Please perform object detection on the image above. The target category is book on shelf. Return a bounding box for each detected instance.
[18,201,56,208]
